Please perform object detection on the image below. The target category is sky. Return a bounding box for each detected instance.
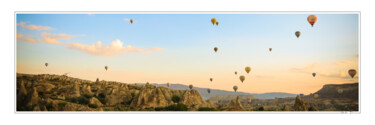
[16,13,359,94]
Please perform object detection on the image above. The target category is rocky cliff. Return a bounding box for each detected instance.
[16,73,214,111]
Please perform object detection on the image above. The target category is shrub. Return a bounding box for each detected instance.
[171,95,180,103]
[88,104,98,108]
[166,103,188,111]
[67,96,90,105]
[198,107,216,111]
[58,102,67,107]
[258,106,265,111]
[95,93,106,104]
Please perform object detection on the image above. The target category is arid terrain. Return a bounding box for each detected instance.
[16,73,358,111]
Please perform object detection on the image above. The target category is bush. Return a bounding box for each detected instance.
[67,96,90,105]
[258,106,265,111]
[171,95,180,103]
[154,103,188,111]
[95,93,106,104]
[58,102,67,107]
[166,103,188,111]
[198,107,216,111]
[88,104,98,108]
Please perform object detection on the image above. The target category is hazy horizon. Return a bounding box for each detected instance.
[16,13,359,94]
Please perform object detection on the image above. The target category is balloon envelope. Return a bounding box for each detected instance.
[337,89,344,94]
[215,22,219,26]
[189,84,193,90]
[348,69,357,78]
[314,94,319,98]
[130,19,134,24]
[214,47,218,52]
[210,78,213,82]
[105,66,108,71]
[233,85,238,92]
[312,73,316,77]
[167,83,170,87]
[211,18,217,25]
[207,88,211,94]
[295,31,301,38]
[239,75,245,83]
[269,48,272,52]
[45,63,48,67]
[307,15,318,27]
[235,71,237,75]
[245,67,251,74]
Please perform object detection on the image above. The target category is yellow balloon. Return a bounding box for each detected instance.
[239,75,245,83]
[314,94,319,98]
[245,67,251,74]
[211,18,217,25]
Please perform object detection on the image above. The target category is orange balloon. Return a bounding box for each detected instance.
[307,15,318,27]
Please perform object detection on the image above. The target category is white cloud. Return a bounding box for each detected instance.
[65,39,163,57]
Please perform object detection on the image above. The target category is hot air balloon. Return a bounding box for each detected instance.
[235,71,237,75]
[189,84,193,90]
[167,83,170,87]
[233,85,238,92]
[130,19,134,24]
[312,72,316,77]
[307,15,318,27]
[214,47,218,52]
[348,69,357,78]
[211,18,217,25]
[215,22,219,26]
[295,31,301,38]
[239,75,245,83]
[314,94,319,98]
[245,67,251,74]
[105,66,108,71]
[337,89,343,94]
[269,48,272,52]
[45,63,48,67]
[207,88,211,94]
[210,78,213,82]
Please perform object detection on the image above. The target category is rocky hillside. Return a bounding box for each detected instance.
[153,83,297,99]
[16,73,216,111]
[304,83,358,100]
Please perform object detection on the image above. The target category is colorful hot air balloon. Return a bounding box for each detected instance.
[307,15,318,27]
[105,66,108,71]
[233,85,238,92]
[337,89,343,94]
[207,88,211,94]
[239,75,245,83]
[235,71,237,75]
[167,83,170,87]
[214,47,218,52]
[295,31,301,38]
[130,19,134,24]
[314,94,319,98]
[312,72,316,77]
[210,78,213,82]
[245,67,251,74]
[189,84,193,90]
[348,69,357,78]
[211,18,217,25]
[216,22,219,26]
[269,48,272,52]
[45,63,48,67]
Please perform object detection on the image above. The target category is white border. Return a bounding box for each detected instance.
[14,11,361,114]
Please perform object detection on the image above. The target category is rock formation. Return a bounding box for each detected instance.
[16,73,214,111]
[294,95,307,111]
[222,96,245,111]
